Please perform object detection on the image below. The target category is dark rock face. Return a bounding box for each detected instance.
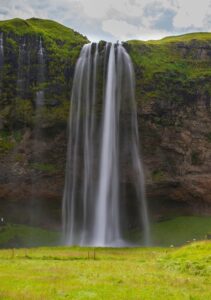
[140,80,211,219]
[0,129,66,229]
[124,36,211,220]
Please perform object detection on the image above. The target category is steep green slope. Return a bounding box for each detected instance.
[126,32,211,110]
[0,17,88,55]
[0,18,88,129]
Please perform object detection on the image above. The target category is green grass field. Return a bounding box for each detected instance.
[0,217,211,299]
[0,217,210,299]
[0,241,210,299]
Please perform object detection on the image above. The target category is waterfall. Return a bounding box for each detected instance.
[63,43,150,246]
[17,39,27,97]
[35,37,45,107]
[0,33,3,95]
[0,33,3,65]
[30,37,46,226]
[93,44,120,245]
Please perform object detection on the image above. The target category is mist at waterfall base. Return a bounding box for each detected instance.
[62,43,150,247]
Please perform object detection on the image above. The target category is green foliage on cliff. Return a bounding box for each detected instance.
[0,18,89,130]
[30,162,58,173]
[0,18,88,50]
[126,32,211,119]
[0,129,23,154]
[1,20,211,132]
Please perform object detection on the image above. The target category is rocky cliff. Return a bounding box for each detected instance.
[0,18,88,228]
[126,34,211,219]
[0,19,210,228]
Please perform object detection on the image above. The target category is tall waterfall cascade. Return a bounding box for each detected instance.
[0,33,3,95]
[63,43,150,246]
[35,37,45,107]
[17,39,27,97]
[0,33,3,63]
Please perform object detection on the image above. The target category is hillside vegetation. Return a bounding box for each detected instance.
[0,18,88,129]
[126,32,211,107]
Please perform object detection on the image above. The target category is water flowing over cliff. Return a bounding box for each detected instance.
[0,33,4,96]
[62,43,150,246]
[35,37,45,108]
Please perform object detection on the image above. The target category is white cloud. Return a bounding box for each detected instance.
[81,0,143,19]
[102,19,169,41]
[173,0,211,29]
[102,19,140,40]
[0,0,211,41]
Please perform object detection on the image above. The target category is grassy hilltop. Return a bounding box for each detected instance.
[0,17,88,56]
[126,32,211,108]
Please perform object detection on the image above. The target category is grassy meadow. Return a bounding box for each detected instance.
[0,242,210,299]
[0,217,210,299]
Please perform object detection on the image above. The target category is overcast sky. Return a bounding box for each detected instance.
[0,0,211,41]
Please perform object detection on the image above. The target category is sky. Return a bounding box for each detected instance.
[0,0,211,41]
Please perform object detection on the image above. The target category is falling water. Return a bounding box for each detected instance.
[17,39,27,97]
[30,37,46,226]
[0,33,3,65]
[0,33,3,95]
[35,37,45,107]
[93,44,120,245]
[63,43,150,246]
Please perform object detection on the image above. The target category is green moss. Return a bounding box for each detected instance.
[30,162,57,173]
[34,100,70,126]
[0,130,14,154]
[0,137,14,154]
[5,37,18,50]
[0,18,89,129]
[126,32,211,110]
[0,130,23,155]
[14,99,34,125]
[152,170,166,182]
